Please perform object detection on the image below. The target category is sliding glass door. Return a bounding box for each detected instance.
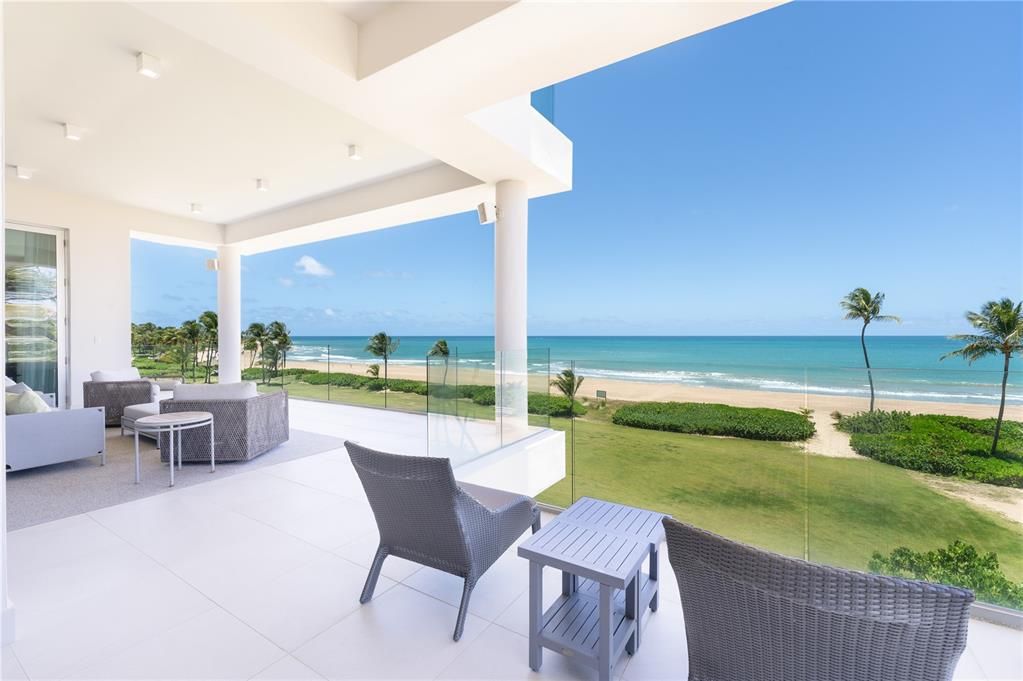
[5,225,67,405]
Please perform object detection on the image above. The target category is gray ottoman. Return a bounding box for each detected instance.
[122,402,160,437]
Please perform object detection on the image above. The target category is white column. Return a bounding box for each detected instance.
[216,244,242,384]
[494,180,529,437]
[0,0,15,646]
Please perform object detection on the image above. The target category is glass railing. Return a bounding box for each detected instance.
[534,359,1022,614]
[425,349,552,465]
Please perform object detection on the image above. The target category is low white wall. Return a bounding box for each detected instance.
[454,428,566,498]
[4,181,218,407]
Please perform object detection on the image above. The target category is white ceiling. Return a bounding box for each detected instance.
[329,1,400,26]
[4,1,436,224]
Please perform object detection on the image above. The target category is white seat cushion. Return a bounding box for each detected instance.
[173,381,258,400]
[90,368,142,382]
[123,402,160,421]
[155,378,182,391]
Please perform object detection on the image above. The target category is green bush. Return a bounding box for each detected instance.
[835,411,1023,487]
[611,402,816,442]
[528,394,587,418]
[869,541,1023,610]
[832,410,912,434]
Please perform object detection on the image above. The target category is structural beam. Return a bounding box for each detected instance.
[216,244,242,384]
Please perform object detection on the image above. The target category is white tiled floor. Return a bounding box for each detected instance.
[3,399,1021,680]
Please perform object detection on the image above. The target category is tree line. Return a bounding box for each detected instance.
[131,314,293,384]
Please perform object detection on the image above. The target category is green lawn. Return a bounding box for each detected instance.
[537,412,1023,582]
[253,376,1023,586]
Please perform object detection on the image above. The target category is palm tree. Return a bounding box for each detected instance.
[267,321,293,377]
[428,339,450,385]
[551,369,584,414]
[180,319,203,381]
[366,364,380,378]
[942,298,1022,455]
[196,311,219,383]
[244,322,268,380]
[840,288,900,411]
[365,332,400,406]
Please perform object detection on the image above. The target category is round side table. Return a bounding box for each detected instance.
[133,411,215,487]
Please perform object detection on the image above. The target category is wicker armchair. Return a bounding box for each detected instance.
[662,517,974,681]
[158,390,289,462]
[345,441,541,641]
[84,379,157,426]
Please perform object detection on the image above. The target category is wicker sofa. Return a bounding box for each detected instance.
[156,382,289,463]
[83,368,160,426]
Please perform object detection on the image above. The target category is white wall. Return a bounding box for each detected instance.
[4,181,219,407]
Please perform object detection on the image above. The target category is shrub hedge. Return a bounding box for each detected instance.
[835,411,1023,487]
[245,368,585,416]
[611,402,816,442]
[869,540,1023,610]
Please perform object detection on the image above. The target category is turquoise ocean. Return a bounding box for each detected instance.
[285,336,1021,406]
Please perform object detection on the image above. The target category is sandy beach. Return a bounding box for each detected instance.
[278,357,1021,421]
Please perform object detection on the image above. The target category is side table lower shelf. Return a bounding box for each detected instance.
[538,587,636,671]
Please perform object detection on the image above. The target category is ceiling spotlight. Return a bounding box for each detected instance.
[256,178,269,192]
[347,144,362,161]
[136,52,161,79]
[189,203,203,214]
[15,166,33,180]
[63,123,83,141]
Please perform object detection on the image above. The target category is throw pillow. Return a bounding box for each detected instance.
[6,390,50,415]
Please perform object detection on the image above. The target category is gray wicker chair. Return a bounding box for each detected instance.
[84,379,157,426]
[345,441,541,641]
[158,390,289,462]
[662,517,974,681]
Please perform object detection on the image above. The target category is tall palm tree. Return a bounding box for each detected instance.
[180,319,203,381]
[198,311,218,383]
[551,369,584,414]
[428,338,450,385]
[244,322,268,380]
[365,332,400,406]
[267,321,293,377]
[841,288,900,411]
[942,298,1022,455]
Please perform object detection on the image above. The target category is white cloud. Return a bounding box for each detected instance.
[295,255,334,277]
[324,307,336,317]
[278,277,294,288]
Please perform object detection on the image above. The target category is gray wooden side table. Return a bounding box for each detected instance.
[132,411,214,487]
[518,515,649,681]
[559,496,667,643]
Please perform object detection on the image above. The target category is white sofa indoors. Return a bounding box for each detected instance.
[5,378,105,472]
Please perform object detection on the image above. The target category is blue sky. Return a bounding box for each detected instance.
[132,1,1022,336]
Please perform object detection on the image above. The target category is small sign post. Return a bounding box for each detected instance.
[596,389,607,406]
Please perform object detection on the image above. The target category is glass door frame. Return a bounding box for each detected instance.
[5,222,69,408]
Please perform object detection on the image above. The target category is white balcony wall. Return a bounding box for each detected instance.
[4,181,219,407]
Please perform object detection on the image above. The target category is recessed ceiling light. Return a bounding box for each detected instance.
[15,166,33,180]
[347,144,362,161]
[136,52,161,79]
[256,178,269,192]
[63,123,83,141]
[189,203,203,214]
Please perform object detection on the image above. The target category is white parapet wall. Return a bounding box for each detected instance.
[453,427,566,498]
